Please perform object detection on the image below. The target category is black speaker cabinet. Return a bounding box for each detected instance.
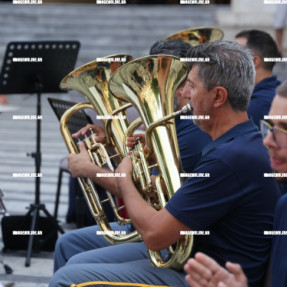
[1,215,58,252]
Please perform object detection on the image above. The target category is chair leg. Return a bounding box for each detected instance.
[54,168,63,219]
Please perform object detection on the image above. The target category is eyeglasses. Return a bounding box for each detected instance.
[260,120,287,148]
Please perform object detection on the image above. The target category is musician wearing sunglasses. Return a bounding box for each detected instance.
[184,81,287,287]
[50,41,280,287]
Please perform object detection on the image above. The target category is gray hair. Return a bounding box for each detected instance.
[149,39,191,58]
[186,41,255,112]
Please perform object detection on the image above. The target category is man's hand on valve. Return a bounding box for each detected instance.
[126,133,157,165]
[126,133,148,152]
[72,124,107,144]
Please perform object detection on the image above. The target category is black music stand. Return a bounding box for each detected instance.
[0,41,80,267]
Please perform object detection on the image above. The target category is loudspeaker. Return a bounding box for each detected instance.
[1,215,58,252]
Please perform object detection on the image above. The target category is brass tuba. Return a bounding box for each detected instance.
[59,55,141,244]
[162,27,224,45]
[109,55,193,270]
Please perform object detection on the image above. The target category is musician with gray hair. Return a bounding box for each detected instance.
[50,41,279,287]
[184,80,287,287]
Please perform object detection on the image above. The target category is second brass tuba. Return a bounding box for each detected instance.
[60,55,141,244]
[109,55,193,270]
[162,27,224,45]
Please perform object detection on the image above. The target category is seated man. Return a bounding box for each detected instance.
[52,39,209,272]
[184,80,287,287]
[50,41,280,287]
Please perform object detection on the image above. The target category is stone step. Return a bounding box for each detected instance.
[0,3,217,62]
[0,3,217,15]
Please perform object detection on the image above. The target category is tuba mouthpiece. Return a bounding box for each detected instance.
[181,103,193,114]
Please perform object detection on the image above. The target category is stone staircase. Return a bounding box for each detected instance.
[0,3,218,66]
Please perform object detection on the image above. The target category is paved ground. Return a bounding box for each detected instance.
[0,2,287,287]
[0,92,77,287]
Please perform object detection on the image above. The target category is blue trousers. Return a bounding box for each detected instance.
[50,223,188,287]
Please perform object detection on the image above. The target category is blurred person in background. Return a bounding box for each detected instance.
[235,30,281,129]
[274,4,287,55]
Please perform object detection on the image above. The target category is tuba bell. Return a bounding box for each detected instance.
[162,27,224,46]
[109,55,193,270]
[59,55,141,244]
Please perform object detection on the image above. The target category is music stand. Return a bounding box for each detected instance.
[0,41,80,267]
[48,97,92,134]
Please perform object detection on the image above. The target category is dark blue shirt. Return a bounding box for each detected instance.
[272,193,287,287]
[175,113,211,172]
[248,76,281,128]
[166,119,280,287]
[152,113,211,175]
[276,181,287,195]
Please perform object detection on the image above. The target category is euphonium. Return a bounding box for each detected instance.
[162,27,224,45]
[59,55,141,244]
[109,55,193,270]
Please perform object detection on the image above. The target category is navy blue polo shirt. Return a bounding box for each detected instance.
[248,76,281,128]
[152,113,211,175]
[175,113,211,172]
[272,193,287,287]
[166,119,280,287]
